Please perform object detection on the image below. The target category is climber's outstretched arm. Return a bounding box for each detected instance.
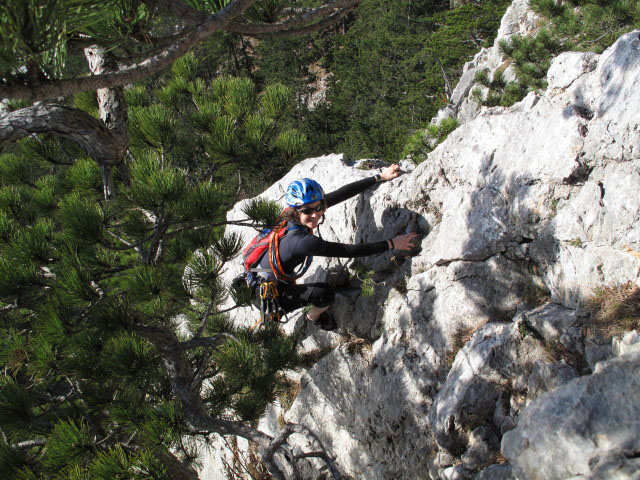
[325,163,403,207]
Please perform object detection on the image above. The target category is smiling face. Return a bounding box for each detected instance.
[296,201,325,230]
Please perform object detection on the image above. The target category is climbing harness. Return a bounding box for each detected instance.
[241,217,314,329]
[240,205,328,329]
[249,281,288,331]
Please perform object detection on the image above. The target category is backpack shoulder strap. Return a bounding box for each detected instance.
[268,222,314,282]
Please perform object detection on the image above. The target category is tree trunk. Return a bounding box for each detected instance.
[85,47,130,197]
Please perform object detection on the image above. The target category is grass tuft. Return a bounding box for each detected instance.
[587,282,640,340]
[446,324,483,366]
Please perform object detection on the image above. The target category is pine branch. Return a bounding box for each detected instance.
[134,323,274,447]
[145,218,169,263]
[114,28,196,64]
[191,350,213,394]
[162,219,257,244]
[95,264,137,281]
[0,303,17,313]
[0,0,262,102]
[247,5,356,40]
[140,0,210,25]
[194,299,216,339]
[104,229,153,255]
[12,439,47,449]
[179,333,239,351]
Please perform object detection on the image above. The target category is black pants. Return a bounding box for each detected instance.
[256,281,335,314]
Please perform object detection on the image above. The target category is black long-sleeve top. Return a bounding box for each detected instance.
[257,176,390,277]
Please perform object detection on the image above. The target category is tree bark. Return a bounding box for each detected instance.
[0,104,122,166]
[85,47,130,197]
[241,5,357,40]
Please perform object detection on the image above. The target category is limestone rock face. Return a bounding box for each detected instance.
[201,30,640,480]
[502,350,640,480]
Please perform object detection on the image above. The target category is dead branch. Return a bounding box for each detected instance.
[0,104,121,166]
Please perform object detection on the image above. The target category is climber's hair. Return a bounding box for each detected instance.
[273,201,327,232]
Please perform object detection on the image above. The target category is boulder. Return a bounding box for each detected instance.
[502,350,640,480]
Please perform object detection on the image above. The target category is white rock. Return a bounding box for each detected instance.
[201,30,640,480]
[613,330,640,357]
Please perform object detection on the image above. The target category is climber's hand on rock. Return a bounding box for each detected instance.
[391,232,419,251]
[380,163,402,181]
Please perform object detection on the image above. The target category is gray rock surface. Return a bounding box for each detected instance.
[200,26,640,480]
[502,350,640,480]
[474,464,515,480]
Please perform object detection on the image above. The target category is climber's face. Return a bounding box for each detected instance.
[297,201,325,229]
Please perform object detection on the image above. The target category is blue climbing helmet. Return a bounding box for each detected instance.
[285,178,325,207]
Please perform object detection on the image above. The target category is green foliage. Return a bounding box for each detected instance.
[351,265,377,297]
[241,198,284,229]
[103,333,159,382]
[128,60,307,197]
[209,325,297,422]
[58,194,105,242]
[72,91,99,118]
[0,0,109,78]
[0,0,151,82]
[89,446,169,479]
[42,420,94,471]
[129,104,178,151]
[402,117,460,163]
[477,0,640,107]
[259,0,510,160]
[0,75,297,475]
[65,158,102,194]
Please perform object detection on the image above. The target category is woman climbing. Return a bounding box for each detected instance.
[247,164,418,330]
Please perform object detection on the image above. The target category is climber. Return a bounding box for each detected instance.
[246,164,418,330]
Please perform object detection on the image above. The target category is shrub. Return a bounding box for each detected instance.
[479,0,640,108]
[402,117,460,163]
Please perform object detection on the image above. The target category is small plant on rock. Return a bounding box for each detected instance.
[520,281,551,309]
[446,324,483,366]
[341,333,372,356]
[351,265,378,297]
[277,377,301,411]
[402,117,460,164]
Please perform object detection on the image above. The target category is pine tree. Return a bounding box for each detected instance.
[0,0,361,198]
[0,1,355,478]
[0,77,333,479]
[253,0,512,160]
[125,52,307,196]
